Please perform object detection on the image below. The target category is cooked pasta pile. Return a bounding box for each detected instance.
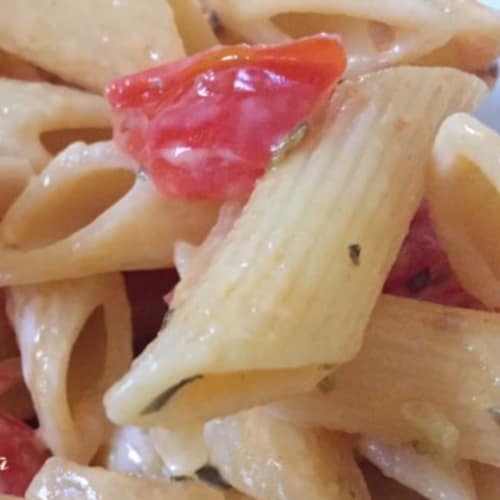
[1,1,500,499]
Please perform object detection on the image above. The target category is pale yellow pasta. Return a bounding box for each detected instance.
[416,1,500,72]
[209,0,500,76]
[0,141,220,285]
[472,463,500,500]
[0,1,185,93]
[99,426,167,479]
[428,113,500,309]
[151,423,209,477]
[276,295,500,466]
[0,78,109,173]
[168,0,218,54]
[25,457,224,500]
[205,408,370,500]
[105,66,486,428]
[358,438,477,500]
[172,201,244,308]
[6,274,132,464]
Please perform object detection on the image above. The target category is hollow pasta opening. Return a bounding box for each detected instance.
[273,13,401,55]
[40,128,112,157]
[0,289,18,360]
[7,167,135,250]
[67,306,107,421]
[451,156,500,278]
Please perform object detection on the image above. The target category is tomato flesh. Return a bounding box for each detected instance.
[384,204,481,309]
[107,35,346,200]
[0,411,48,496]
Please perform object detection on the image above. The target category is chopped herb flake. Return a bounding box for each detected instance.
[140,374,203,416]
[195,465,231,490]
[320,363,336,371]
[348,244,361,266]
[271,122,310,166]
[317,373,336,394]
[410,439,430,456]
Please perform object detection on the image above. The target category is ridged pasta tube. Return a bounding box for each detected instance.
[105,66,487,428]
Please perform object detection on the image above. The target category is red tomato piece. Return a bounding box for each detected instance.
[0,411,48,496]
[384,204,481,309]
[107,35,346,200]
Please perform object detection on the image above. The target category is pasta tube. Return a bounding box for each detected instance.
[428,113,500,309]
[0,141,220,285]
[0,1,185,92]
[208,0,500,76]
[358,438,477,500]
[105,66,487,428]
[416,1,500,72]
[205,408,370,500]
[25,457,224,500]
[150,423,209,477]
[6,274,132,464]
[168,0,218,54]
[276,295,500,466]
[99,426,167,479]
[0,78,108,173]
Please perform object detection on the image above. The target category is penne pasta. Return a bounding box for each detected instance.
[204,408,370,500]
[0,1,185,92]
[99,426,167,479]
[0,78,109,174]
[0,141,220,285]
[208,0,500,76]
[6,274,133,464]
[168,0,218,54]
[416,1,500,73]
[151,423,209,477]
[25,457,225,500]
[105,66,487,428]
[275,295,500,466]
[428,113,500,309]
[358,437,477,500]
[471,462,500,500]
[207,0,455,77]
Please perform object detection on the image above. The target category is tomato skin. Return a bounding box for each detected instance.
[384,204,481,309]
[107,35,346,200]
[0,411,48,496]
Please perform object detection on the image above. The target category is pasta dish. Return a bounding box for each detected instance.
[1,1,500,499]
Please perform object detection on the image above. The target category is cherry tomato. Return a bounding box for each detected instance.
[0,411,48,496]
[107,35,346,200]
[384,204,481,309]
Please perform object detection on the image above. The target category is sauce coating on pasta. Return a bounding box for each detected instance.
[107,35,346,200]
